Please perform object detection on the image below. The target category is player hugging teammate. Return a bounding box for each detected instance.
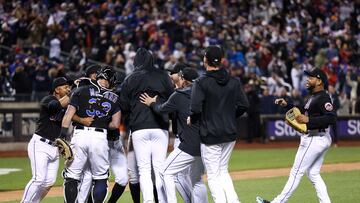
[26,45,251,203]
[61,67,121,203]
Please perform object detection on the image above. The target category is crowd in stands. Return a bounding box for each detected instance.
[0,0,359,115]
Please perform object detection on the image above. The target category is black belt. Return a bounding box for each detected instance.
[75,126,106,133]
[40,137,55,146]
[309,134,325,137]
[308,129,326,136]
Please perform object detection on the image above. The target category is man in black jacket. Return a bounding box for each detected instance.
[119,48,174,203]
[189,45,249,203]
[140,68,208,203]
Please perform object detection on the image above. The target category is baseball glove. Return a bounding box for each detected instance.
[55,138,74,162]
[285,107,307,134]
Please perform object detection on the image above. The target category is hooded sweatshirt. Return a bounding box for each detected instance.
[190,68,249,144]
[119,48,174,131]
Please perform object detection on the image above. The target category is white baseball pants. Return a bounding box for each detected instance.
[160,147,208,203]
[172,137,192,203]
[77,162,93,203]
[271,134,332,203]
[77,139,128,203]
[201,141,240,203]
[21,134,59,203]
[64,128,109,180]
[132,128,169,203]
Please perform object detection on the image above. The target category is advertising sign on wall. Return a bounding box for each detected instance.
[266,117,360,140]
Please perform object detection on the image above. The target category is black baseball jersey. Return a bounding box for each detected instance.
[301,90,336,130]
[35,95,66,141]
[70,84,120,129]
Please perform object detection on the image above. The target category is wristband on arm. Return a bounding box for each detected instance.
[59,127,69,139]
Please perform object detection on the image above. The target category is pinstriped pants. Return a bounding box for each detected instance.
[271,134,332,203]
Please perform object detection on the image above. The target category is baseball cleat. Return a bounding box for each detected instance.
[256,196,271,203]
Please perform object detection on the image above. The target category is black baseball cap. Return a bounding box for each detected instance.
[179,68,199,82]
[52,77,69,92]
[166,62,186,75]
[304,68,328,87]
[85,65,99,77]
[204,45,223,66]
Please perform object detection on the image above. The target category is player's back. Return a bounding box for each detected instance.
[192,68,249,144]
[70,84,119,129]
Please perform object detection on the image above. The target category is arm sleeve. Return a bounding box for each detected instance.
[111,103,121,116]
[150,93,178,114]
[235,81,250,117]
[69,88,81,110]
[46,99,62,115]
[190,80,205,123]
[307,95,337,130]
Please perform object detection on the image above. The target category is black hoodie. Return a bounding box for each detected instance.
[190,68,249,144]
[150,85,201,156]
[119,48,174,131]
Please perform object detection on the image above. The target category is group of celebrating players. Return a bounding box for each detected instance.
[21,44,335,203]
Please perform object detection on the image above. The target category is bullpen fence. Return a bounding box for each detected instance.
[0,103,359,142]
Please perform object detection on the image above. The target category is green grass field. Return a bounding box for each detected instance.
[1,146,360,202]
[3,170,360,203]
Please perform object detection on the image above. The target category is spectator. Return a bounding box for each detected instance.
[30,65,51,101]
[12,65,32,101]
[244,83,261,143]
[244,59,261,77]
[0,0,358,106]
[291,62,302,91]
[337,91,351,115]
[290,89,304,108]
[125,51,136,75]
[49,35,61,60]
[259,87,276,115]
[346,70,358,114]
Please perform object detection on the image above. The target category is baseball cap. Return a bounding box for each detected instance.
[52,77,68,91]
[204,45,223,66]
[179,68,199,82]
[85,65,99,77]
[166,62,186,75]
[304,68,328,87]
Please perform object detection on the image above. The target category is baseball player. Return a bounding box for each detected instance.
[165,62,194,203]
[256,68,336,203]
[21,77,70,203]
[71,65,99,203]
[107,79,129,203]
[107,128,129,203]
[75,71,129,203]
[119,48,174,203]
[127,132,160,203]
[140,67,208,203]
[189,45,249,203]
[61,67,121,203]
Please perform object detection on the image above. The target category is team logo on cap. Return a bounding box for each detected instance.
[324,102,333,111]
